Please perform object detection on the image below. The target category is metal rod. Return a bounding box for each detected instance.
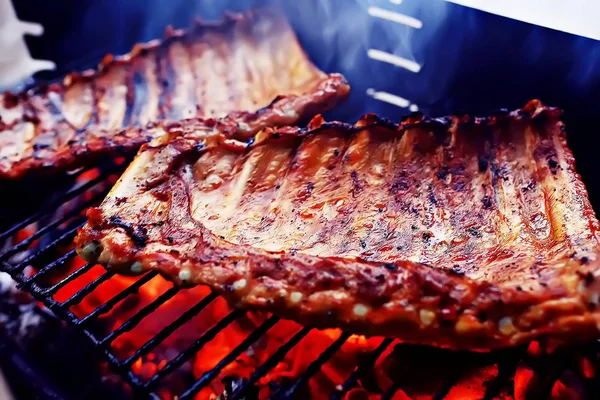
[19,249,77,289]
[9,222,84,274]
[526,352,567,399]
[23,279,97,343]
[122,292,221,369]
[482,347,526,400]
[330,338,394,400]
[0,237,147,395]
[0,164,120,243]
[76,271,160,326]
[230,326,312,400]
[381,381,401,400]
[99,286,180,347]
[178,315,280,400]
[231,327,312,400]
[142,307,243,389]
[272,332,351,399]
[0,189,105,262]
[432,367,466,400]
[39,262,95,296]
[58,270,114,309]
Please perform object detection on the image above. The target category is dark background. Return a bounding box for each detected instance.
[10,0,600,204]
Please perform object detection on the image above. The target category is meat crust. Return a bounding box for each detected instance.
[76,100,600,349]
[0,9,349,179]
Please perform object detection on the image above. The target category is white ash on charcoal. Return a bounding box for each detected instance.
[0,272,128,399]
[217,377,259,400]
[0,271,44,340]
[0,271,14,293]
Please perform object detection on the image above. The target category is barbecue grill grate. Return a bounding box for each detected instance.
[1,161,600,400]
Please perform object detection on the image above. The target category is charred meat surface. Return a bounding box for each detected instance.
[76,100,600,349]
[0,9,349,179]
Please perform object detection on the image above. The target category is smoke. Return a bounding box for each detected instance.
[272,0,452,120]
[59,0,446,120]
[20,0,600,120]
[568,35,600,97]
[280,0,600,121]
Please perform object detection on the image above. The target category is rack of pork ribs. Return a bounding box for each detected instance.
[74,99,600,350]
[0,8,349,179]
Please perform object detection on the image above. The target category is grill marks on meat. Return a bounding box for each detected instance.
[76,100,600,349]
[0,9,349,179]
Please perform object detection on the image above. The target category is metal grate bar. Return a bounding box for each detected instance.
[19,248,78,288]
[142,307,244,389]
[330,338,394,400]
[9,222,84,274]
[40,262,95,296]
[76,271,160,326]
[530,359,566,399]
[231,326,312,400]
[59,270,114,309]
[272,332,352,399]
[0,164,118,242]
[178,315,280,400]
[0,190,105,262]
[5,158,588,400]
[122,292,221,369]
[22,278,148,394]
[23,279,90,333]
[0,224,150,396]
[517,346,567,398]
[381,381,401,400]
[482,347,526,400]
[432,369,464,400]
[99,286,180,347]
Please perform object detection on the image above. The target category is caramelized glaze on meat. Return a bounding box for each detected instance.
[76,100,600,349]
[0,9,349,178]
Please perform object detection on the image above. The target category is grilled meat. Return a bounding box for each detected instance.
[76,100,600,349]
[0,9,349,179]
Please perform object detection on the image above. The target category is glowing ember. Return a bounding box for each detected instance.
[446,364,498,399]
[579,357,595,379]
[514,363,536,400]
